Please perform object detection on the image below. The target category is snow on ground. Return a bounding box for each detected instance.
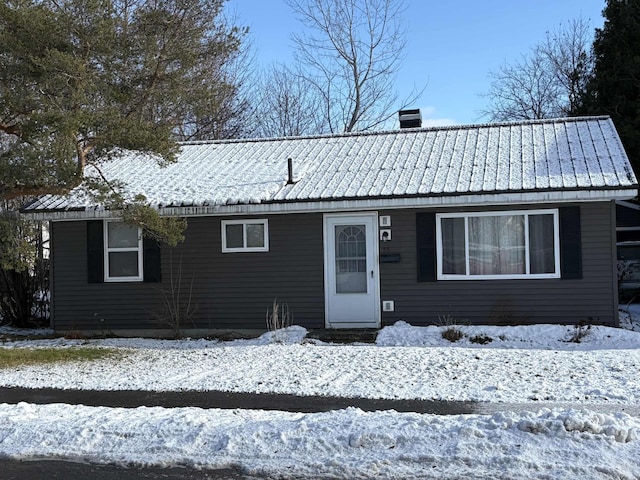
[1,315,640,478]
[1,322,639,404]
[0,403,639,479]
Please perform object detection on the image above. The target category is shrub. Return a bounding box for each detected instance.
[489,299,517,326]
[442,326,464,342]
[567,317,593,343]
[470,334,493,344]
[437,313,465,343]
[266,298,292,342]
[152,253,196,339]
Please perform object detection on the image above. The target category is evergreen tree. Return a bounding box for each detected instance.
[0,0,247,243]
[0,0,247,326]
[575,0,640,175]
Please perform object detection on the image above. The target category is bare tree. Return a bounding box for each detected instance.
[253,64,325,137]
[481,17,594,122]
[175,13,255,141]
[286,0,414,133]
[540,17,594,116]
[483,54,563,121]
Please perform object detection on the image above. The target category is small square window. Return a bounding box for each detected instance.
[222,219,269,252]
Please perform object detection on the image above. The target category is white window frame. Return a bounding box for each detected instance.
[436,209,560,280]
[104,220,144,282]
[221,219,269,253]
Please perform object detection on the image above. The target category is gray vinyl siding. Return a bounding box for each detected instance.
[50,201,618,332]
[50,214,325,331]
[379,201,618,327]
[51,221,159,331]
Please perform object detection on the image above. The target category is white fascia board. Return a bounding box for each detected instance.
[21,188,639,221]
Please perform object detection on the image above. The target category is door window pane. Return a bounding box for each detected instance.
[335,225,367,293]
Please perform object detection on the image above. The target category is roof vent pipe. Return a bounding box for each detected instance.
[399,109,422,129]
[287,157,295,184]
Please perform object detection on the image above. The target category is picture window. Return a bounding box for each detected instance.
[436,210,560,280]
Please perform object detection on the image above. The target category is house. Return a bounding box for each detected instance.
[616,200,640,243]
[22,116,638,335]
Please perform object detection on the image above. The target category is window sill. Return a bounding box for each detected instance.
[437,273,561,280]
[104,277,144,283]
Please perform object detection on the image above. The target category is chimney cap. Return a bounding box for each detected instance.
[399,109,422,129]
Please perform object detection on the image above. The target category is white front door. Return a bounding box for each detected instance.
[324,213,380,328]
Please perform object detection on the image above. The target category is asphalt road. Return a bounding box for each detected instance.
[0,386,477,414]
[3,387,639,416]
[0,459,260,480]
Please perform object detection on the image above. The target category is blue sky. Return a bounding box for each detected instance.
[227,0,606,127]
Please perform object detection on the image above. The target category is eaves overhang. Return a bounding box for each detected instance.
[21,186,639,221]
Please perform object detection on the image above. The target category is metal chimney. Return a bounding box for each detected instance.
[399,109,422,128]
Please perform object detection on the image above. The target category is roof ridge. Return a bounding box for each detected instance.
[178,116,613,147]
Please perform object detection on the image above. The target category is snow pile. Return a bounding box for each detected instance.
[512,409,637,443]
[376,320,640,350]
[229,325,309,345]
[0,403,638,479]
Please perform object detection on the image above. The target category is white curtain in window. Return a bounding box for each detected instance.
[441,217,466,275]
[469,215,525,275]
[529,214,555,274]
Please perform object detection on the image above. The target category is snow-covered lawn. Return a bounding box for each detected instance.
[1,314,640,479]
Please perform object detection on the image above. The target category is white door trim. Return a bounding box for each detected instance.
[323,212,380,329]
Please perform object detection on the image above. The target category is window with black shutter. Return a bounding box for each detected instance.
[87,220,161,283]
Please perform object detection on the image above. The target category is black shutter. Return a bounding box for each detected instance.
[559,206,582,279]
[143,236,161,283]
[87,220,104,283]
[416,212,437,282]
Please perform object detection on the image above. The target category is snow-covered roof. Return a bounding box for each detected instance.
[22,116,638,219]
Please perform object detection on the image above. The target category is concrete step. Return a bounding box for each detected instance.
[307,328,378,344]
